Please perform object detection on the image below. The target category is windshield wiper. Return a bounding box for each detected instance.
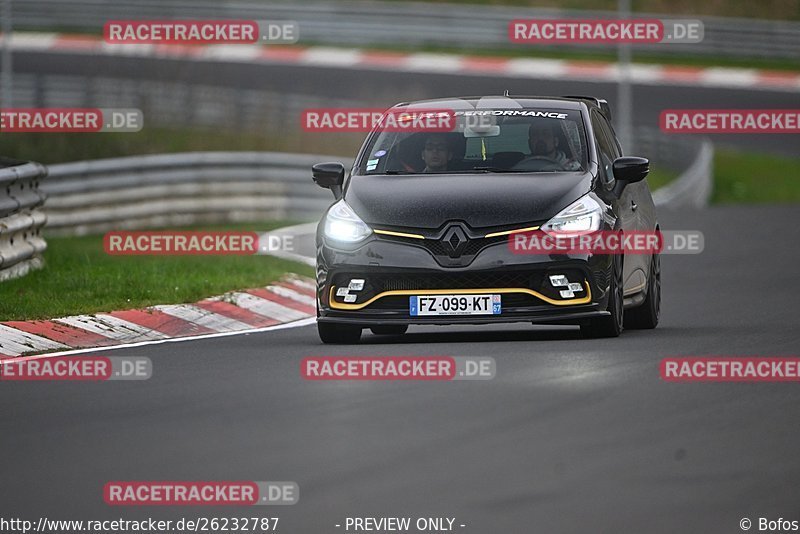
[472,166,519,173]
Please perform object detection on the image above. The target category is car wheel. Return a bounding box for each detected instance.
[318,322,362,344]
[581,254,624,338]
[370,325,409,336]
[625,253,661,329]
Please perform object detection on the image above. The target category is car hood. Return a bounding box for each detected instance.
[344,172,593,230]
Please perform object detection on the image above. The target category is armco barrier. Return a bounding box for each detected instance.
[42,152,351,236]
[651,138,714,208]
[0,159,48,281]
[632,129,714,209]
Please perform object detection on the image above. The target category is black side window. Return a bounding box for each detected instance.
[591,111,620,186]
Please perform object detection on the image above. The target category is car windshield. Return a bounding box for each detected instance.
[357,108,588,175]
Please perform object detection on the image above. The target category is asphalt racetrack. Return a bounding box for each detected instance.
[2,206,799,533]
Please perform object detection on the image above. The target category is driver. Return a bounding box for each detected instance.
[527,119,582,171]
[421,134,453,173]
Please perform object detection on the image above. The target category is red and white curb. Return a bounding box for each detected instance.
[9,32,800,92]
[0,274,316,360]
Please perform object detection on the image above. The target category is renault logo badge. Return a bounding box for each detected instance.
[442,226,468,257]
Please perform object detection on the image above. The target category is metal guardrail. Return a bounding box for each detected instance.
[651,139,714,208]
[0,159,48,281]
[42,152,349,235]
[13,0,800,60]
[631,128,714,208]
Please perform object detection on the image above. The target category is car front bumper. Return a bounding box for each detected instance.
[317,230,614,327]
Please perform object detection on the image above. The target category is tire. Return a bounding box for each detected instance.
[625,253,661,329]
[581,254,624,338]
[318,322,362,344]
[370,325,409,336]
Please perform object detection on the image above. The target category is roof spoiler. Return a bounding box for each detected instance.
[562,95,612,121]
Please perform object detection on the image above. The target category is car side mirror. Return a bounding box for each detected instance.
[612,156,649,196]
[312,162,345,199]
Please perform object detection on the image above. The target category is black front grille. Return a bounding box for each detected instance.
[377,233,508,258]
[426,234,508,257]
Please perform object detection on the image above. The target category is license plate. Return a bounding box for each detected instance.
[409,294,501,316]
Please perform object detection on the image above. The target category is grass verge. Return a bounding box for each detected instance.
[0,221,314,321]
[713,148,800,203]
[645,167,676,191]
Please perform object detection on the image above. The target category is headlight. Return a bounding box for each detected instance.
[541,194,603,236]
[324,200,373,243]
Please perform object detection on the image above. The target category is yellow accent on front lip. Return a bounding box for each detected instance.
[374,229,426,240]
[328,282,592,311]
[484,226,540,238]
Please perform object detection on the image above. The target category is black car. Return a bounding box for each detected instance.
[311,95,660,343]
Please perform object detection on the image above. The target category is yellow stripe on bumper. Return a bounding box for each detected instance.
[328,282,592,311]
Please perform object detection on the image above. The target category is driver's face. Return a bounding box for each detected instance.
[529,125,557,156]
[422,136,451,171]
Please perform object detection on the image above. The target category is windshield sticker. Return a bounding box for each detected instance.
[453,110,569,119]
